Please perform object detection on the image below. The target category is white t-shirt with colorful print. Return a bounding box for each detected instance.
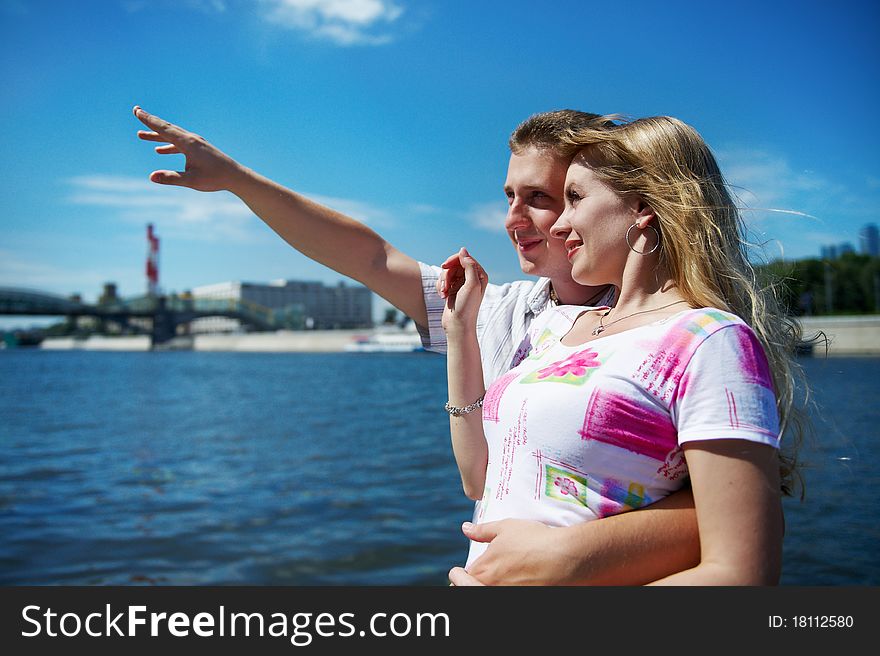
[466,305,780,566]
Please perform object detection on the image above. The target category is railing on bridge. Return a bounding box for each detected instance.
[0,288,87,315]
[0,287,303,332]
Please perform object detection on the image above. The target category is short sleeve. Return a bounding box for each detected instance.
[672,324,780,448]
[416,262,447,354]
[416,262,543,373]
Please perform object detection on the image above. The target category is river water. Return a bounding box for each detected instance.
[0,350,877,585]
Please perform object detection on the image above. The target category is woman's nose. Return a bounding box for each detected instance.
[549,209,571,239]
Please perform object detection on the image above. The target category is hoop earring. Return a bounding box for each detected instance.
[625,223,660,255]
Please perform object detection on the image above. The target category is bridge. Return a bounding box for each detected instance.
[0,287,303,348]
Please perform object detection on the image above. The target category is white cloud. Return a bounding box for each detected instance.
[122,0,227,13]
[310,192,395,228]
[801,230,850,246]
[197,0,227,11]
[67,174,395,241]
[261,0,404,45]
[406,203,444,216]
[67,175,257,243]
[467,201,507,233]
[717,148,836,211]
[713,148,858,250]
[714,147,880,259]
[118,0,409,46]
[0,249,135,300]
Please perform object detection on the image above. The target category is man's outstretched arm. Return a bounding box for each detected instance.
[133,106,428,326]
[449,487,700,586]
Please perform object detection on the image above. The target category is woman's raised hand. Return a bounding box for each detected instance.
[133,106,244,193]
[440,247,488,336]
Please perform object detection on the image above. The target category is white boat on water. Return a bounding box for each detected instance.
[344,326,425,353]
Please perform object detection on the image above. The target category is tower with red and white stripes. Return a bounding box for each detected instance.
[146,223,160,296]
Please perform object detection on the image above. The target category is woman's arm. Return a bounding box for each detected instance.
[441,249,490,500]
[648,440,783,585]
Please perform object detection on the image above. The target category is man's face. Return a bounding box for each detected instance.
[503,147,572,282]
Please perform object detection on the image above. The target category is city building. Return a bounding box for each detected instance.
[820,244,838,260]
[821,242,857,260]
[190,279,372,333]
[821,224,880,260]
[859,223,879,257]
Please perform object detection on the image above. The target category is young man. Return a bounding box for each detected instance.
[133,106,699,585]
[421,111,617,386]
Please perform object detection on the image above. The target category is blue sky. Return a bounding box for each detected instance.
[2,0,879,328]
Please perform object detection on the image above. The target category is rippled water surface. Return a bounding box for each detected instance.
[0,350,877,585]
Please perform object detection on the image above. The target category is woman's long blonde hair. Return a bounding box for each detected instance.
[559,116,806,496]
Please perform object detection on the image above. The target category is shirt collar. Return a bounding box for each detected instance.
[527,280,618,315]
[527,277,553,315]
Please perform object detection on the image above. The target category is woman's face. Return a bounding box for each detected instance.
[550,156,639,287]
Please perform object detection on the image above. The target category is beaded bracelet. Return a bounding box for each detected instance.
[444,394,485,417]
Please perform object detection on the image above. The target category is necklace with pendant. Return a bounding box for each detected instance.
[591,300,689,336]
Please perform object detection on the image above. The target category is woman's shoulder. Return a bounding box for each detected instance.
[649,307,762,365]
[664,306,751,337]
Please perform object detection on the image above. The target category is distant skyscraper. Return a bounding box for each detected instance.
[838,242,855,256]
[859,223,879,257]
[820,244,838,260]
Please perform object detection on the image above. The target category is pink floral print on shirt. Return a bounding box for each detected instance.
[522,348,603,386]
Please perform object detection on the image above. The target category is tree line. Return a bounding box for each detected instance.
[757,254,880,316]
